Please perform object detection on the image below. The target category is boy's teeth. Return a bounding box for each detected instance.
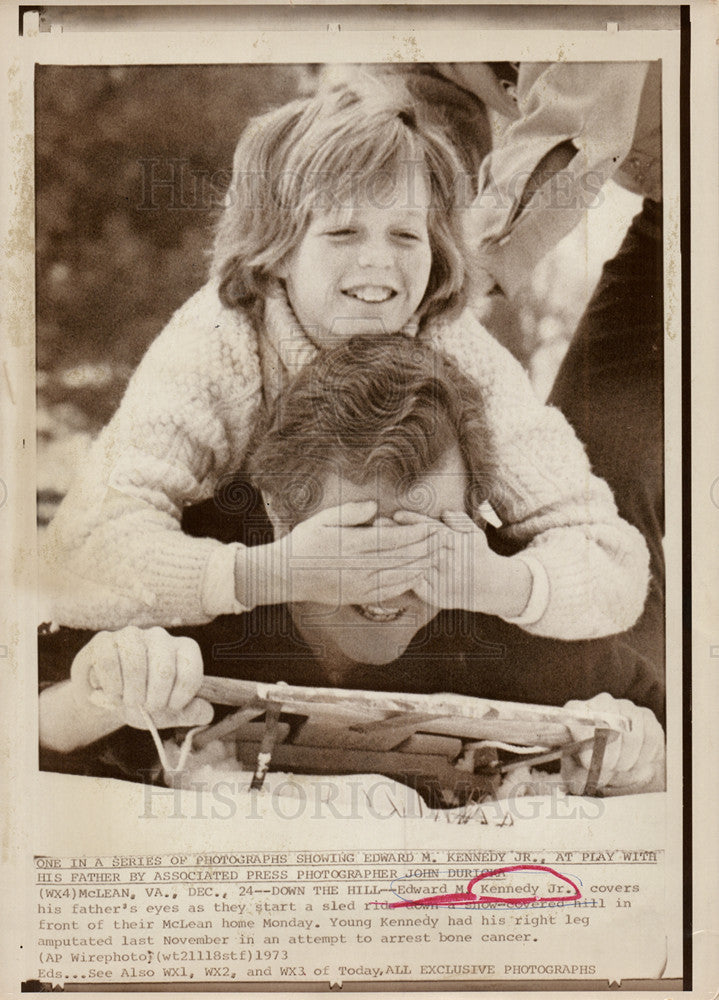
[345,286,394,303]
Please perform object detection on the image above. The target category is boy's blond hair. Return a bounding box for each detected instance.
[212,79,471,326]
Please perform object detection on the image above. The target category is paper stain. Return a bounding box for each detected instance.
[4,56,39,634]
[0,622,20,865]
[6,63,34,348]
[388,34,424,62]
[664,211,680,341]
[3,362,16,405]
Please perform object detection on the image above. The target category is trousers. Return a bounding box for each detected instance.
[549,199,665,676]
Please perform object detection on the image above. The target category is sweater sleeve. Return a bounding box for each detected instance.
[42,284,264,630]
[427,309,650,640]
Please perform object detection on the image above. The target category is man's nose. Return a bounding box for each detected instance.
[357,236,393,269]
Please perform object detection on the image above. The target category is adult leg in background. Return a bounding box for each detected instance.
[548,198,664,678]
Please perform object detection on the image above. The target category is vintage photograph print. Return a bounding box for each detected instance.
[7,6,696,991]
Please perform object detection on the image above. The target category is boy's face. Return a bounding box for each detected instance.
[277,163,433,347]
[267,445,468,667]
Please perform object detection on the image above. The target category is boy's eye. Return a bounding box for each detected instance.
[393,231,421,242]
[324,228,356,238]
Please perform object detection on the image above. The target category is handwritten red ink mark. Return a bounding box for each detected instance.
[389,864,581,909]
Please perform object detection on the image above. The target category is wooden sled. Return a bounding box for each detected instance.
[165,676,627,805]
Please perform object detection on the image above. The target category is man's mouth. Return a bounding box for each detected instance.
[352,603,406,623]
[342,285,397,304]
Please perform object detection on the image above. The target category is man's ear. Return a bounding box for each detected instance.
[262,492,290,539]
[272,257,288,282]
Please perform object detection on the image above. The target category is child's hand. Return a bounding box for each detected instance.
[392,509,532,618]
[561,693,666,795]
[70,626,214,730]
[245,501,442,608]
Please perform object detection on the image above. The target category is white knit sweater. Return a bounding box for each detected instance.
[43,281,649,639]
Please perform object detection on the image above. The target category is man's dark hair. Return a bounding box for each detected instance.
[248,334,495,525]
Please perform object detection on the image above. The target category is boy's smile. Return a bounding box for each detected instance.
[342,284,397,304]
[277,164,433,347]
